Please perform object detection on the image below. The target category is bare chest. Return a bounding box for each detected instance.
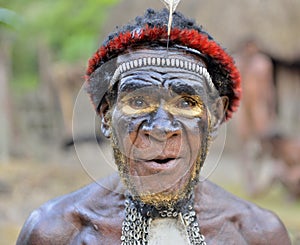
[148,218,190,245]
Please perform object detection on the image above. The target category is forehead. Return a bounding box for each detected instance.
[118,68,206,96]
[116,48,209,95]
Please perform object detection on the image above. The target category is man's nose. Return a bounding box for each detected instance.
[141,107,181,141]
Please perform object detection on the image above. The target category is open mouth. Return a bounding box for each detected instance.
[151,158,176,164]
[141,157,179,171]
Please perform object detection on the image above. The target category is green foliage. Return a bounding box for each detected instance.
[2,0,119,90]
[0,8,21,30]
[22,0,119,61]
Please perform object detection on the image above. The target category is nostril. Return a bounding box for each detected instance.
[143,129,181,142]
[141,120,181,141]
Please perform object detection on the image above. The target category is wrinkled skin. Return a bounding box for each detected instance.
[100,48,219,207]
[109,68,211,206]
[17,48,291,245]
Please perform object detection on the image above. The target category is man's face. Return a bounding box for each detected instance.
[108,50,214,207]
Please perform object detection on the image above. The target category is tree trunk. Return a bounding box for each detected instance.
[0,39,12,162]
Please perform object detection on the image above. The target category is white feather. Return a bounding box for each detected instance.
[160,0,182,36]
[161,0,181,12]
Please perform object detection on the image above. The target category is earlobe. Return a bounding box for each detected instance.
[99,99,111,138]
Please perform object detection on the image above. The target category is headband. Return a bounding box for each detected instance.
[85,9,241,121]
[110,56,215,90]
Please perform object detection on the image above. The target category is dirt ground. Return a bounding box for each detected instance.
[0,159,90,245]
[1,142,300,245]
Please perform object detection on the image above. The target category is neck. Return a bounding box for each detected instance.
[125,191,194,218]
[121,192,206,245]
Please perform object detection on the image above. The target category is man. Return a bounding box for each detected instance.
[234,39,277,196]
[234,39,276,142]
[259,132,300,199]
[17,9,290,244]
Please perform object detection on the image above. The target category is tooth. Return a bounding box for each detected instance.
[192,63,196,71]
[184,60,188,69]
[166,58,170,66]
[171,58,175,66]
[157,57,161,66]
[138,58,143,67]
[119,64,124,73]
[129,60,134,69]
[122,63,127,72]
[180,60,184,68]
[126,62,130,70]
[152,57,156,65]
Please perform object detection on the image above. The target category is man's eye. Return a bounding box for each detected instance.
[176,97,197,109]
[129,97,147,109]
[167,96,204,117]
[121,96,156,115]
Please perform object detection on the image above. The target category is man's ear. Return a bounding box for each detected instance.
[210,96,229,138]
[99,98,111,138]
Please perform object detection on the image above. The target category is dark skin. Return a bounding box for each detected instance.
[17,48,291,245]
[110,68,210,205]
[17,175,290,244]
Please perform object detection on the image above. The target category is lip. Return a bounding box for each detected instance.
[138,157,180,171]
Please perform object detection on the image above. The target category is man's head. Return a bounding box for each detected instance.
[85,9,241,207]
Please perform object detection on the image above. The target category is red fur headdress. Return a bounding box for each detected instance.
[86,9,241,121]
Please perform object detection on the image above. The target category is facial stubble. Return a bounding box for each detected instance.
[110,119,211,208]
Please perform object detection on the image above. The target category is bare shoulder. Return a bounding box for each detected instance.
[195,181,291,245]
[16,173,124,245]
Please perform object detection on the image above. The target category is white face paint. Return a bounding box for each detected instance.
[148,218,190,245]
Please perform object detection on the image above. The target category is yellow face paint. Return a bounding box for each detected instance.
[119,92,205,118]
[120,95,159,115]
[165,95,204,118]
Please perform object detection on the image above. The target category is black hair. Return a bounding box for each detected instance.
[104,8,213,46]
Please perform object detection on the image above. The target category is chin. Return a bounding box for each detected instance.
[113,141,204,206]
[138,189,190,208]
[125,165,199,208]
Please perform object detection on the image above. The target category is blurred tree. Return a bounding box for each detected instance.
[0,0,119,158]
[1,0,119,91]
[0,7,20,161]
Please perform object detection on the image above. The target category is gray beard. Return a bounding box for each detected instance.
[110,131,210,208]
